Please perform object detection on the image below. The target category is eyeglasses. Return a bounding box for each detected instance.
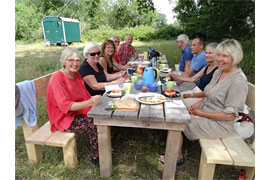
[114,41,119,43]
[88,51,101,56]
[66,59,81,63]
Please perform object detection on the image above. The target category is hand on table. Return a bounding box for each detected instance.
[89,95,101,106]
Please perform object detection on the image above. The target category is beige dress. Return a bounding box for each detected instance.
[184,69,248,140]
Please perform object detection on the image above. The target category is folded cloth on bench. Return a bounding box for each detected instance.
[15,80,37,129]
[234,105,254,139]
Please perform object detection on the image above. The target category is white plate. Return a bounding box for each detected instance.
[135,92,166,105]
[160,68,172,73]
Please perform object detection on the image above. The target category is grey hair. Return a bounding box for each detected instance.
[206,42,218,50]
[125,34,133,39]
[215,39,243,65]
[111,35,119,40]
[83,42,101,58]
[60,48,81,68]
[177,34,189,44]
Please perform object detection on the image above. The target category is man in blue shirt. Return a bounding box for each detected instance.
[176,34,193,73]
[169,37,208,92]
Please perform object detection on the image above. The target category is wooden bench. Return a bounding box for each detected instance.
[198,82,255,180]
[20,73,78,168]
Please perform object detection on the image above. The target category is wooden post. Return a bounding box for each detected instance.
[21,119,43,163]
[63,137,78,169]
[198,150,216,180]
[162,130,181,180]
[97,125,112,178]
[246,167,255,180]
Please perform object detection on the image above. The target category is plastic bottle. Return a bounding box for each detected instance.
[148,47,152,61]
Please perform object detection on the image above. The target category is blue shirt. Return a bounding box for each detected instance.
[190,51,208,85]
[179,44,193,72]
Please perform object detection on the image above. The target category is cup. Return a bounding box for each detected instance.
[143,51,148,61]
[131,75,138,83]
[175,64,179,71]
[160,64,166,70]
[128,68,134,75]
[137,66,144,75]
[123,83,132,94]
[166,81,175,90]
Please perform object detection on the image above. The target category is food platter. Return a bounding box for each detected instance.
[135,92,166,105]
[106,90,125,98]
[162,89,181,98]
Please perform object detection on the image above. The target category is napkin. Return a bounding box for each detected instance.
[165,100,186,108]
[105,85,121,92]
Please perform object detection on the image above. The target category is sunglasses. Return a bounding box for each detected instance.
[88,51,101,56]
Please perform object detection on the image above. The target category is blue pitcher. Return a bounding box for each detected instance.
[142,67,157,86]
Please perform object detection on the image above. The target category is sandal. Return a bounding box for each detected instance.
[90,156,99,166]
[159,155,185,166]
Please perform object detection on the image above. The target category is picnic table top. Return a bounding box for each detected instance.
[87,72,191,131]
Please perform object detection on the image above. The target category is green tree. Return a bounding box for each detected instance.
[174,0,255,40]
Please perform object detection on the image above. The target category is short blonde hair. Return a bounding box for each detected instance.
[215,39,243,65]
[83,42,101,58]
[60,48,81,68]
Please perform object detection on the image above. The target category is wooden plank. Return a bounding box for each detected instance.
[34,72,54,99]
[246,82,255,111]
[199,139,233,165]
[246,167,255,180]
[162,130,181,180]
[221,131,255,167]
[198,150,216,180]
[63,138,78,169]
[138,103,164,121]
[46,130,75,147]
[94,118,185,131]
[25,121,55,145]
[97,125,112,178]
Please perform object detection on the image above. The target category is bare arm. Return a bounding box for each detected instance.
[183,91,205,99]
[83,74,125,91]
[172,66,206,83]
[174,68,195,86]
[130,52,138,61]
[99,57,107,72]
[184,61,191,73]
[70,95,100,111]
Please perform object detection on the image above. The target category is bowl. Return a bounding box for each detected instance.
[147,83,158,92]
[134,81,144,90]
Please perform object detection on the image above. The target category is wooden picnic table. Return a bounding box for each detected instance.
[88,71,190,180]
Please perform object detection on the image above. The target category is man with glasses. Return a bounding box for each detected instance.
[117,34,138,65]
[176,34,193,73]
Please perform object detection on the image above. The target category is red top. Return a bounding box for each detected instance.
[113,51,121,64]
[117,42,137,65]
[46,70,92,132]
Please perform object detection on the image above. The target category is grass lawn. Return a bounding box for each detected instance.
[15,40,253,179]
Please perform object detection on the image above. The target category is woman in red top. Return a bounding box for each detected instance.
[46,48,101,165]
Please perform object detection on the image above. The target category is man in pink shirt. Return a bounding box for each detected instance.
[117,34,138,65]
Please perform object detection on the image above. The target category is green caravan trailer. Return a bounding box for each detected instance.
[42,16,81,45]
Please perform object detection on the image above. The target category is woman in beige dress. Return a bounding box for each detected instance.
[160,39,248,166]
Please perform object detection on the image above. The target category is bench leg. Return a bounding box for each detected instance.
[26,143,43,164]
[198,150,216,180]
[63,137,78,169]
[97,125,112,178]
[246,167,255,180]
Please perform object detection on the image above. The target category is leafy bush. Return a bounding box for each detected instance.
[151,25,182,40]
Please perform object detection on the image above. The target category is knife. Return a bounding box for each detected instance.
[139,95,155,99]
[105,107,116,111]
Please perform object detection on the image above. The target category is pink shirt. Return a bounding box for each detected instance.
[46,71,92,132]
[117,42,137,65]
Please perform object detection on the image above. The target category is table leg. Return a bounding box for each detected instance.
[97,125,112,178]
[162,130,181,180]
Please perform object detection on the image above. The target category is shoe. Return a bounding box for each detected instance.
[159,155,185,166]
[90,156,99,166]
